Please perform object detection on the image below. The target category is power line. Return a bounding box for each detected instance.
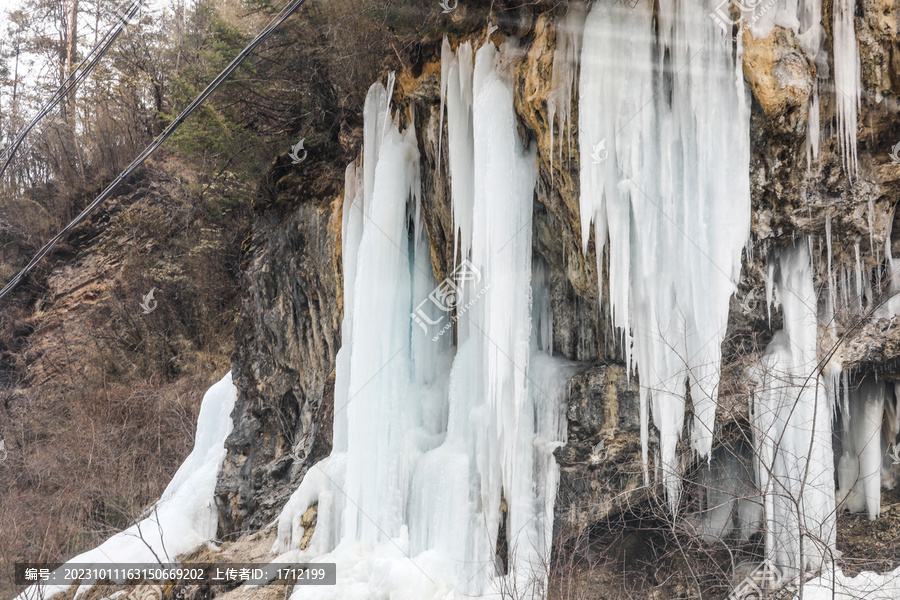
[0,0,310,303]
[0,0,146,181]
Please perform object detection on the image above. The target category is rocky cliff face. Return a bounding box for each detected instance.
[216,156,344,534]
[216,0,900,585]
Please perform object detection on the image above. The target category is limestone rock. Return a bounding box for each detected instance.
[742,26,816,135]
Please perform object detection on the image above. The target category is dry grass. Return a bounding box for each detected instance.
[0,157,245,600]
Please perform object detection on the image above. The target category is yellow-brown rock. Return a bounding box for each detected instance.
[742,26,817,135]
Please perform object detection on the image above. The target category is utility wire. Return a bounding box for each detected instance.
[0,0,146,181]
[0,0,310,303]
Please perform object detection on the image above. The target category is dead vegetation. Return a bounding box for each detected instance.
[0,155,247,600]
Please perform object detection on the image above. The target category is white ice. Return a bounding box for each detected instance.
[837,379,886,520]
[547,2,587,180]
[275,40,577,599]
[577,0,750,507]
[803,565,900,600]
[17,373,238,600]
[832,0,860,177]
[749,242,835,576]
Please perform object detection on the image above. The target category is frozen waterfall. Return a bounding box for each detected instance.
[274,1,889,596]
[274,40,577,599]
[577,0,750,508]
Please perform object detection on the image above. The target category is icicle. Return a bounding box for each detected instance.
[837,378,886,520]
[843,369,851,416]
[579,0,751,507]
[825,360,843,418]
[855,243,863,313]
[548,3,587,183]
[443,41,475,266]
[796,0,824,57]
[833,0,860,178]
[868,198,876,261]
[750,241,835,576]
[807,81,820,168]
[842,267,850,311]
[825,211,840,323]
[438,37,451,172]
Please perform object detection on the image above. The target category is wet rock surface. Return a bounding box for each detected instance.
[216,157,342,535]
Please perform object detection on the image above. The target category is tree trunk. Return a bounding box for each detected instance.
[65,0,86,181]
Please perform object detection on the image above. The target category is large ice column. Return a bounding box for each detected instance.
[837,379,886,520]
[751,241,835,575]
[340,80,442,547]
[276,41,574,599]
[469,40,559,593]
[419,39,574,594]
[578,0,750,506]
[833,0,860,177]
[441,38,475,265]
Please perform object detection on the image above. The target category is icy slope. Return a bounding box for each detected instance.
[18,373,237,600]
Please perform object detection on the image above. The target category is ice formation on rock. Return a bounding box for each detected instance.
[577,0,750,507]
[684,443,762,544]
[275,39,577,600]
[741,0,828,170]
[837,378,887,520]
[832,0,860,177]
[441,37,475,266]
[752,242,835,575]
[18,373,238,600]
[547,2,587,177]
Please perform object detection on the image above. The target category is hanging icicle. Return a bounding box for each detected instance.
[578,0,751,507]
